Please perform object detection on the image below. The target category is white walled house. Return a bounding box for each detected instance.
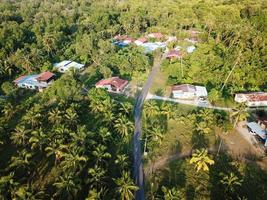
[54,60,85,73]
[235,92,267,107]
[172,84,208,100]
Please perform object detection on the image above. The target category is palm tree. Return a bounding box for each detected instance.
[197,109,214,125]
[161,186,184,200]
[11,126,30,146]
[114,171,139,200]
[230,103,248,127]
[48,108,62,125]
[53,172,81,199]
[195,121,212,135]
[115,154,129,170]
[2,103,14,119]
[0,172,18,199]
[220,172,242,194]
[98,127,111,144]
[114,114,134,140]
[65,107,78,127]
[92,145,111,166]
[119,102,133,116]
[160,102,175,121]
[189,149,215,172]
[29,128,47,151]
[87,164,107,188]
[102,110,115,126]
[148,125,164,145]
[144,101,160,119]
[45,143,66,165]
[14,184,46,200]
[86,188,107,200]
[23,110,42,128]
[9,149,33,172]
[60,146,87,173]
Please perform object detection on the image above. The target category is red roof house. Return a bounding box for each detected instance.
[114,34,128,41]
[134,37,148,45]
[95,77,129,93]
[147,32,164,39]
[166,50,183,59]
[36,71,55,82]
[235,92,267,107]
[123,37,135,44]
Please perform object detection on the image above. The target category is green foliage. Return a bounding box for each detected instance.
[189,149,215,172]
[1,81,14,95]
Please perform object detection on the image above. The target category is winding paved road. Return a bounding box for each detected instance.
[133,52,166,200]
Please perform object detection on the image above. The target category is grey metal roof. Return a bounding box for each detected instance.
[247,122,267,140]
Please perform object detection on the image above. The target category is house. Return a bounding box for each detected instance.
[187,45,196,53]
[185,30,201,44]
[147,32,164,39]
[166,50,183,59]
[141,42,166,53]
[234,92,267,107]
[123,37,135,44]
[166,36,177,42]
[247,122,267,147]
[53,60,85,73]
[185,37,199,44]
[95,77,129,93]
[134,37,147,46]
[172,84,208,100]
[14,71,55,91]
[114,34,128,41]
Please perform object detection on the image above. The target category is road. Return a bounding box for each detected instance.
[133,52,166,200]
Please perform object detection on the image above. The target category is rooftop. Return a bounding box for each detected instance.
[237,92,267,102]
[36,71,55,81]
[166,50,183,58]
[172,84,196,93]
[247,122,267,140]
[96,77,128,90]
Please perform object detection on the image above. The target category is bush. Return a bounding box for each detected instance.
[1,82,14,95]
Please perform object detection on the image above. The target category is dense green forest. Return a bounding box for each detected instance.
[0,0,267,199]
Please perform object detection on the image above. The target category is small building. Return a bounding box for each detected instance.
[172,84,208,100]
[53,60,85,73]
[14,71,55,91]
[123,37,135,44]
[166,50,183,59]
[235,92,267,107]
[166,36,177,42]
[187,45,196,53]
[247,122,267,147]
[185,37,199,44]
[114,34,128,41]
[141,42,166,53]
[147,32,164,39]
[95,77,129,93]
[134,37,147,46]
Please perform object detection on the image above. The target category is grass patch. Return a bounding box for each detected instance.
[149,69,171,96]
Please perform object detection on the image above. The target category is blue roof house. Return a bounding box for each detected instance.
[14,71,55,91]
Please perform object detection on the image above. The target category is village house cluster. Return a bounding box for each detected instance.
[13,60,85,91]
[112,30,198,55]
